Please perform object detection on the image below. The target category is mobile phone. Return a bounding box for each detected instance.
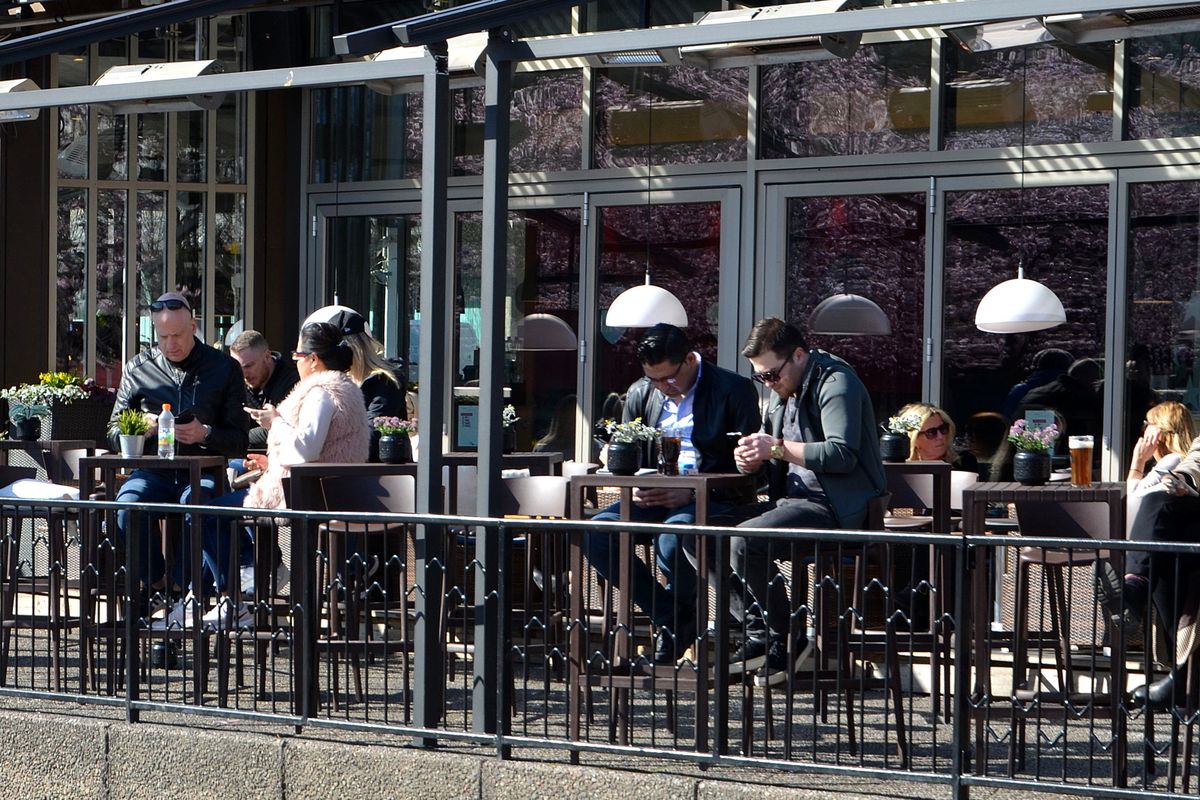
[174,410,196,425]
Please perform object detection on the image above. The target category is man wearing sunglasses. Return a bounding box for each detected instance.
[728,317,886,685]
[585,323,760,664]
[107,291,250,612]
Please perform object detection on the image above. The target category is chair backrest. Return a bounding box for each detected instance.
[497,475,569,518]
[949,470,979,513]
[886,470,935,511]
[442,464,478,514]
[320,474,416,514]
[58,447,96,486]
[1014,500,1114,540]
[562,460,599,479]
[0,466,37,488]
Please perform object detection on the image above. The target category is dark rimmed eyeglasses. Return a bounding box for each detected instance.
[751,361,788,385]
[919,422,950,440]
[291,350,310,360]
[647,360,686,387]
[149,298,190,312]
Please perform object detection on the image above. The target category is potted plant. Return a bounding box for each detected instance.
[881,411,921,463]
[1,372,114,446]
[1007,418,1060,486]
[600,417,661,475]
[5,397,48,440]
[501,404,519,453]
[115,408,149,458]
[374,416,416,464]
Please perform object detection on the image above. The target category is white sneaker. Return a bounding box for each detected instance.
[239,562,291,597]
[200,599,253,631]
[150,594,198,631]
[239,564,255,596]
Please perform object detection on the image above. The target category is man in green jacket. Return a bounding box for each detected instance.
[729,317,886,685]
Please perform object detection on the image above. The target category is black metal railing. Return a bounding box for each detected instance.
[2,496,1199,798]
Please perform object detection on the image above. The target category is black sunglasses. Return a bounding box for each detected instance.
[150,298,190,312]
[751,361,788,385]
[918,422,950,440]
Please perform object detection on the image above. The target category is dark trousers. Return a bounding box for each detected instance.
[729,497,840,644]
[1127,492,1200,652]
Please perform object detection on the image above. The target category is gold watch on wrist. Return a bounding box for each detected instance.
[769,441,785,461]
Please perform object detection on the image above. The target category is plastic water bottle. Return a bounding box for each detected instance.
[158,403,175,459]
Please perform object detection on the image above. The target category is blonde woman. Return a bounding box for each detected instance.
[1126,400,1195,495]
[303,305,406,461]
[897,402,981,476]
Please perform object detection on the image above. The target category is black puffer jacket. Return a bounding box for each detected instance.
[107,338,249,458]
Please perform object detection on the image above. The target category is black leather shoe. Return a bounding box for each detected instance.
[653,618,697,665]
[150,641,178,670]
[1094,560,1142,637]
[1131,666,1185,711]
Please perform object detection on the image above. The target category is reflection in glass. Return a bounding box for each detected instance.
[214,193,245,350]
[310,86,422,183]
[97,111,128,181]
[176,191,206,324]
[216,94,247,183]
[56,49,88,88]
[586,0,724,29]
[452,210,581,452]
[1128,34,1200,140]
[1126,181,1200,468]
[784,194,925,417]
[57,189,88,374]
[452,71,584,175]
[594,202,720,457]
[96,190,127,388]
[942,185,1109,476]
[760,41,932,159]
[177,110,207,183]
[136,191,167,352]
[327,215,421,366]
[57,105,89,180]
[137,113,167,181]
[943,42,1113,150]
[593,66,748,168]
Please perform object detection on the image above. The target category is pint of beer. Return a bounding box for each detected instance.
[1068,435,1093,485]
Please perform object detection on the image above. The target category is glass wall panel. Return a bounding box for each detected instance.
[216,94,247,183]
[327,215,421,367]
[214,192,245,349]
[177,110,207,183]
[1125,181,1200,469]
[593,66,748,168]
[942,185,1109,477]
[1127,34,1200,140]
[593,201,721,457]
[96,38,130,181]
[943,42,1114,150]
[309,86,422,183]
[136,191,167,352]
[215,16,244,71]
[176,191,206,323]
[760,41,933,159]
[56,189,88,373]
[58,105,89,180]
[452,71,584,176]
[137,113,167,181]
[783,193,925,420]
[96,190,126,388]
[452,209,582,452]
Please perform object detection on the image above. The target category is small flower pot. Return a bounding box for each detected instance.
[503,426,517,455]
[118,433,143,458]
[1013,449,1051,486]
[607,442,642,476]
[9,418,40,441]
[378,434,413,465]
[879,432,909,463]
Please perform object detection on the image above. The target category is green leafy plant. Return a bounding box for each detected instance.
[2,372,110,424]
[600,417,661,444]
[115,408,150,436]
[885,411,923,434]
[374,416,416,436]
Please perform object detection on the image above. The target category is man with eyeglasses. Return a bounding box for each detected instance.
[107,291,250,617]
[728,317,886,685]
[585,323,760,664]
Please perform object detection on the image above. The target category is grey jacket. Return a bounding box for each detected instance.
[759,349,886,528]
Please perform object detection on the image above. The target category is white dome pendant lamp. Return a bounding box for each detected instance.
[809,292,892,336]
[974,263,1065,333]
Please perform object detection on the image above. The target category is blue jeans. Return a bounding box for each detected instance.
[582,500,728,628]
[116,468,218,592]
[196,488,256,594]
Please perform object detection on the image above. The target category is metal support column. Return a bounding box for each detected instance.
[415,42,450,742]
[473,28,513,736]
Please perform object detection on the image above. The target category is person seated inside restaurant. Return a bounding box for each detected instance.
[583,323,760,665]
[229,329,300,449]
[303,305,407,462]
[1096,400,1197,709]
[154,321,370,630]
[730,317,886,685]
[533,394,578,461]
[107,291,249,614]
